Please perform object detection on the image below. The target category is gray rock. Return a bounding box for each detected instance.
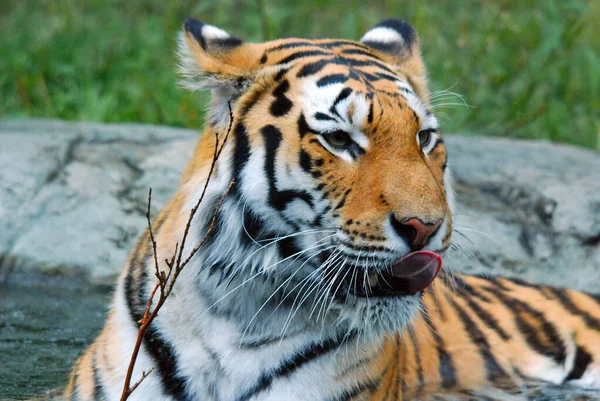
[446,136,600,292]
[0,120,196,284]
[0,121,598,290]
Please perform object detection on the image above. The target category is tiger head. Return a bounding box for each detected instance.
[178,18,454,337]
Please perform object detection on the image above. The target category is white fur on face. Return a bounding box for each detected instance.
[300,81,370,162]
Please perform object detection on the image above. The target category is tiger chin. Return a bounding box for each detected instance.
[65,17,600,401]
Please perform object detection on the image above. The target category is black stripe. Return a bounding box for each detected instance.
[240,84,270,116]
[547,288,600,331]
[447,295,507,382]
[314,112,338,122]
[316,74,349,87]
[340,47,382,59]
[332,87,353,108]
[299,149,312,173]
[236,331,356,401]
[298,112,317,138]
[241,209,266,247]
[334,189,351,210]
[565,345,593,381]
[277,236,302,259]
[124,213,168,324]
[329,56,397,75]
[430,323,456,389]
[454,284,511,341]
[69,360,82,401]
[319,40,372,50]
[143,324,189,400]
[428,137,445,154]
[484,286,567,364]
[296,58,333,78]
[124,238,149,324]
[231,122,251,196]
[92,354,107,401]
[270,79,293,117]
[408,329,424,392]
[266,40,321,53]
[274,67,289,82]
[262,125,314,211]
[374,72,400,82]
[326,378,379,401]
[475,275,511,291]
[367,102,374,124]
[123,218,189,400]
[276,50,331,65]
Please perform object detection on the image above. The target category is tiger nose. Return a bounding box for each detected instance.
[389,215,443,251]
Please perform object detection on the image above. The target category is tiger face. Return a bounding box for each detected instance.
[179,18,454,336]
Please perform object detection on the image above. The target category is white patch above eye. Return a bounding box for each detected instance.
[202,25,230,40]
[360,27,404,44]
[300,81,371,161]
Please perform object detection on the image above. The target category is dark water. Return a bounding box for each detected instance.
[0,283,109,400]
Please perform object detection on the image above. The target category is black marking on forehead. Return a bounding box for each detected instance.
[333,87,353,107]
[316,74,348,87]
[266,40,321,53]
[327,87,353,120]
[296,59,332,78]
[276,50,331,65]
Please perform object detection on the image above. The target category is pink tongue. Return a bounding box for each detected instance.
[390,251,442,293]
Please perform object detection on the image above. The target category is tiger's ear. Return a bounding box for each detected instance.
[178,18,262,126]
[360,19,428,99]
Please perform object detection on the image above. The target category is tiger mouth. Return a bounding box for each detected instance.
[338,251,443,298]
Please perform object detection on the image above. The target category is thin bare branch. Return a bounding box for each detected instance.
[119,101,235,401]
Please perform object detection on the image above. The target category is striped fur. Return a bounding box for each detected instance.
[65,18,600,401]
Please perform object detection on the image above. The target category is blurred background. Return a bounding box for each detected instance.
[1,0,598,149]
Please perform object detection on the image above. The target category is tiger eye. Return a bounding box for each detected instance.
[325,130,352,148]
[418,130,432,148]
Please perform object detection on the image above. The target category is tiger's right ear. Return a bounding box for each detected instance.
[178,18,262,126]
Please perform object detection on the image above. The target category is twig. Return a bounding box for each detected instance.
[119,103,235,401]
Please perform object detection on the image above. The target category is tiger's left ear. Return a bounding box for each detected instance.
[178,18,263,126]
[360,19,428,100]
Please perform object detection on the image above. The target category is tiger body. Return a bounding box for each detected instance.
[66,18,600,401]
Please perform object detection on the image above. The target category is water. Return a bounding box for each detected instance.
[0,282,109,400]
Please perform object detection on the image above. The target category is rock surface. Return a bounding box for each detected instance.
[1,120,598,290]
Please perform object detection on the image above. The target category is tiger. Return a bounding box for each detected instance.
[64,17,600,401]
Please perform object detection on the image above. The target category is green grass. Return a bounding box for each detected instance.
[1,0,598,149]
